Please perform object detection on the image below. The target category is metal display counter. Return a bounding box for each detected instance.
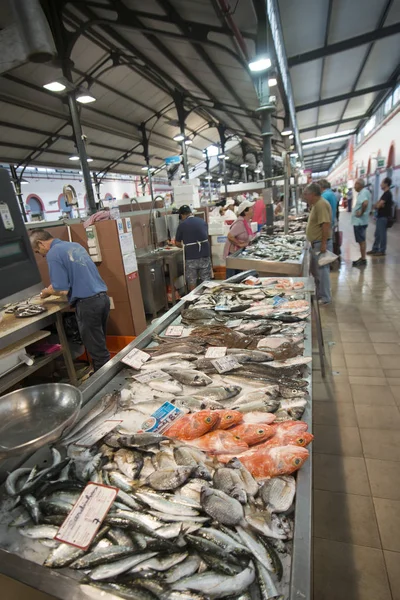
[0,273,312,600]
[226,245,309,277]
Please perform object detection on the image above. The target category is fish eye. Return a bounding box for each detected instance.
[225,415,232,420]
[258,429,264,434]
[293,457,301,465]
[298,438,304,444]
[205,417,212,423]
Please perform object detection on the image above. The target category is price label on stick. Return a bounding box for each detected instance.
[133,370,170,384]
[122,348,150,370]
[211,355,241,373]
[165,325,184,337]
[205,346,227,358]
[55,483,118,550]
[75,420,122,447]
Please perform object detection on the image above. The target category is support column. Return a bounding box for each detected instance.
[173,91,189,179]
[217,124,228,194]
[256,73,275,229]
[66,91,97,215]
[10,165,27,221]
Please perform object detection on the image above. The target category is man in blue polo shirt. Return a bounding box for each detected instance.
[175,205,212,290]
[352,178,372,267]
[30,229,110,371]
[319,179,338,228]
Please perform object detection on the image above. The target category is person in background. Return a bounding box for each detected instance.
[319,180,337,228]
[275,194,284,216]
[351,178,372,267]
[219,198,237,222]
[347,188,353,213]
[303,183,332,305]
[223,200,255,278]
[252,193,266,231]
[368,177,393,257]
[30,230,110,371]
[175,205,212,291]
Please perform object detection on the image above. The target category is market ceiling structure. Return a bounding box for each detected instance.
[279,0,400,174]
[0,0,398,183]
[0,0,292,183]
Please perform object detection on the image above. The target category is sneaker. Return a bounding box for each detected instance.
[352,258,367,267]
[318,299,331,306]
[367,250,377,255]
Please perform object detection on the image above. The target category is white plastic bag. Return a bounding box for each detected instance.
[317,250,338,266]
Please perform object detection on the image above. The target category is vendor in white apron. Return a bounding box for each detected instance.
[175,205,212,291]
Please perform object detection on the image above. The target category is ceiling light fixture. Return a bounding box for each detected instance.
[218,177,223,182]
[302,130,355,145]
[43,81,66,92]
[229,180,235,184]
[218,153,227,159]
[282,128,293,136]
[76,90,96,104]
[205,175,212,180]
[268,77,278,87]
[173,133,185,142]
[69,155,80,161]
[86,158,93,163]
[281,115,292,136]
[184,138,193,145]
[248,56,271,72]
[254,168,261,174]
[240,163,249,168]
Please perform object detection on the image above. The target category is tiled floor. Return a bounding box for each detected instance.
[313,210,400,600]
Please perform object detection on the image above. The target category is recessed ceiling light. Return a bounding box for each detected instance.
[43,81,66,92]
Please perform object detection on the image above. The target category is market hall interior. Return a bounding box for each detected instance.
[313,209,400,600]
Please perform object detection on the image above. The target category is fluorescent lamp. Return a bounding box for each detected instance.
[69,155,80,161]
[43,81,66,92]
[301,136,351,149]
[268,78,277,87]
[282,128,293,136]
[76,93,96,104]
[184,139,193,145]
[173,133,185,142]
[302,129,355,144]
[240,163,249,168]
[249,56,271,72]
[87,158,93,163]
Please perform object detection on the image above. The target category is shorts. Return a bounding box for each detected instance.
[354,225,367,243]
[185,257,212,287]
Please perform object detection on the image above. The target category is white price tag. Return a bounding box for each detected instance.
[205,346,227,358]
[211,355,241,373]
[0,202,14,231]
[55,483,118,550]
[122,348,151,370]
[181,327,194,337]
[75,420,122,447]
[225,318,243,328]
[165,325,184,337]
[133,370,170,384]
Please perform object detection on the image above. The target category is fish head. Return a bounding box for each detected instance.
[225,386,242,398]
[230,424,275,445]
[215,410,244,429]
[191,410,220,434]
[290,432,314,447]
[273,445,309,472]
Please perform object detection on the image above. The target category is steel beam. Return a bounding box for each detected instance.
[296,83,391,111]
[288,22,400,67]
[299,116,366,133]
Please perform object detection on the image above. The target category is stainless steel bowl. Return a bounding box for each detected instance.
[0,384,82,459]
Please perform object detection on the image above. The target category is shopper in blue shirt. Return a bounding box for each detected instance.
[319,180,338,228]
[30,230,110,371]
[175,205,212,291]
[351,178,372,267]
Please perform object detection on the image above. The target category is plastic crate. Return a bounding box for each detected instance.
[78,335,136,362]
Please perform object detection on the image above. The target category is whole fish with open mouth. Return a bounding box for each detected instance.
[163,369,213,387]
[164,410,220,441]
[188,430,248,456]
[227,424,275,446]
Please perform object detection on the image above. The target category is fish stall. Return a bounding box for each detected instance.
[226,234,309,277]
[0,273,313,600]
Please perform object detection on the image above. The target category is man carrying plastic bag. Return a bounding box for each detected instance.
[304,182,335,306]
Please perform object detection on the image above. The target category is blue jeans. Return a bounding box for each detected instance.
[372,217,388,253]
[311,239,333,303]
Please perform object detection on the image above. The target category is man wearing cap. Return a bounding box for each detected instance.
[175,205,212,291]
[223,200,255,278]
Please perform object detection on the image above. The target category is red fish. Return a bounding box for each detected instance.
[261,431,314,449]
[211,410,243,430]
[227,423,275,446]
[187,430,249,455]
[242,412,276,425]
[238,445,309,479]
[271,420,308,433]
[164,410,220,441]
